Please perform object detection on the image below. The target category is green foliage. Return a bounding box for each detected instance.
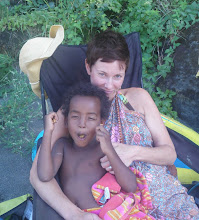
[0,70,42,154]
[0,0,198,132]
[115,0,199,115]
[0,0,10,19]
[0,54,14,97]
[0,0,122,43]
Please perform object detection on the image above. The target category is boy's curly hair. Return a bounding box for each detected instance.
[61,82,111,120]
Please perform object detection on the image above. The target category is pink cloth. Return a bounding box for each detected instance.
[85,167,156,220]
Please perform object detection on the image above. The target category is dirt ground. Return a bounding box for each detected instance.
[0,147,33,203]
[0,106,44,203]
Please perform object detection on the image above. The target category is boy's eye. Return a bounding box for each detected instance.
[71,115,78,119]
[88,117,96,120]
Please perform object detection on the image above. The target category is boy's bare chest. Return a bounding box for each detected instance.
[58,147,106,209]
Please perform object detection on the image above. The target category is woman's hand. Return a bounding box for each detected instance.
[100,143,137,172]
[71,211,102,220]
[112,143,136,167]
[100,155,114,174]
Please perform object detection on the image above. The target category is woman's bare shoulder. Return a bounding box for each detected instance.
[120,88,152,114]
[121,87,150,99]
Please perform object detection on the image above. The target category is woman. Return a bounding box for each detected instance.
[30,30,199,219]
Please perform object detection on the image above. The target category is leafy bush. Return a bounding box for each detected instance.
[0,70,42,154]
[1,0,198,118]
[0,0,10,20]
[0,1,198,131]
[0,54,14,97]
[116,0,198,117]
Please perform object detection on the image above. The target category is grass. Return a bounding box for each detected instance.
[0,68,42,155]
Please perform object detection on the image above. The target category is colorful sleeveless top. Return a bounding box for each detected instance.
[104,92,199,219]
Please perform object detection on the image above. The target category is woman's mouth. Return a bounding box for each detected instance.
[104,90,114,94]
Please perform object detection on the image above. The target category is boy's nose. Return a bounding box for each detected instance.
[79,117,86,128]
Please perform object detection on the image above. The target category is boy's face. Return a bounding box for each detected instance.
[67,95,101,148]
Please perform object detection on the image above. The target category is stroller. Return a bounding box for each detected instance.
[3,25,198,220]
[20,25,199,184]
[23,25,199,187]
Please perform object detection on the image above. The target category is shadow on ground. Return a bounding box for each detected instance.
[0,147,33,203]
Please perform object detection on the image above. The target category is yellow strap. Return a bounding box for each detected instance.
[0,194,32,216]
[177,168,199,184]
[161,114,199,145]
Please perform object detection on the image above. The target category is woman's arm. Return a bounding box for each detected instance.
[96,125,137,193]
[101,88,176,170]
[134,88,176,164]
[113,142,176,166]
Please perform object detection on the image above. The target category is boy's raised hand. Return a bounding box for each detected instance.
[96,125,113,155]
[44,112,59,132]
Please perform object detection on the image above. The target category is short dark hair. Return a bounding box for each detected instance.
[61,82,111,120]
[86,30,130,70]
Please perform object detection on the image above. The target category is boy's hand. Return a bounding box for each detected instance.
[96,125,113,155]
[44,112,59,132]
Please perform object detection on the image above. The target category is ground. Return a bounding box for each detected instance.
[0,100,46,203]
[0,147,33,203]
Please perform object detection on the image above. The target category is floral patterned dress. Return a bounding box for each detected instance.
[104,92,199,219]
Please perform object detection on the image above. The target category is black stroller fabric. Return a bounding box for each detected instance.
[40,32,143,112]
[168,128,199,174]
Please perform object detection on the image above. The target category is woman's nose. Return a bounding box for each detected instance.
[105,78,113,89]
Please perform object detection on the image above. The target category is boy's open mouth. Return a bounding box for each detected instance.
[77,133,87,140]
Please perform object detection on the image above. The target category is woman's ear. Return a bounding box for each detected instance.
[85,59,91,76]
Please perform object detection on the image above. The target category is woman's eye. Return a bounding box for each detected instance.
[114,74,122,79]
[98,72,105,77]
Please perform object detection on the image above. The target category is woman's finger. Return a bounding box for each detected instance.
[106,165,112,171]
[100,156,114,172]
[100,155,108,163]
[101,160,110,169]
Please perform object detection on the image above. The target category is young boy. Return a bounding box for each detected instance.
[37,83,153,219]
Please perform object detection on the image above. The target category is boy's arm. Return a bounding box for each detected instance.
[37,112,63,182]
[96,125,137,193]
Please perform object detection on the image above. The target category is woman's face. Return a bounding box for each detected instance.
[86,59,126,100]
